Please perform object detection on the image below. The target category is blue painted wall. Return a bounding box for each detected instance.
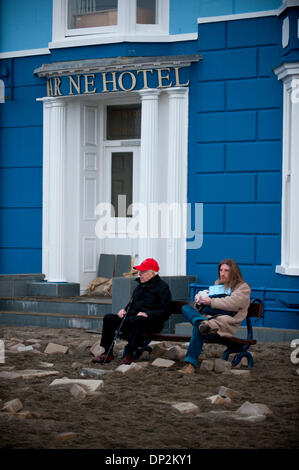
[187,13,299,329]
[0,0,52,52]
[0,0,283,53]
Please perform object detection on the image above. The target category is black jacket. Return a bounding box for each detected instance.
[125,275,172,322]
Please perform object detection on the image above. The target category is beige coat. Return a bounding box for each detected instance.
[205,282,251,338]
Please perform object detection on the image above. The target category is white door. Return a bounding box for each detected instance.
[96,143,140,262]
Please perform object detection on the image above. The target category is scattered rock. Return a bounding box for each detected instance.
[39,361,54,368]
[2,398,23,413]
[200,359,214,371]
[236,401,273,417]
[115,363,142,373]
[206,394,232,406]
[8,343,25,351]
[151,358,175,368]
[49,377,104,392]
[17,345,34,352]
[70,384,87,399]
[218,386,240,399]
[89,342,104,357]
[0,369,59,380]
[76,340,93,351]
[44,343,68,354]
[225,369,251,377]
[80,367,113,378]
[214,358,231,373]
[172,402,199,415]
[162,345,186,362]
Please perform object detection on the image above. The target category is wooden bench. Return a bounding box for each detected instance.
[133,299,264,367]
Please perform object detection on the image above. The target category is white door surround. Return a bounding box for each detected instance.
[38,87,189,289]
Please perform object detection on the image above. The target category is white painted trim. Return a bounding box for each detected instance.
[277,0,299,16]
[48,32,197,49]
[274,61,299,277]
[0,48,50,59]
[197,9,279,24]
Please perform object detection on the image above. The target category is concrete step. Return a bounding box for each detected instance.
[0,296,112,330]
[175,322,299,343]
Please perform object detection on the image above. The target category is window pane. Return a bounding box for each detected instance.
[68,0,118,29]
[136,0,156,24]
[107,105,141,140]
[111,152,133,217]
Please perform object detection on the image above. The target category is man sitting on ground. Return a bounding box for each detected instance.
[92,258,172,365]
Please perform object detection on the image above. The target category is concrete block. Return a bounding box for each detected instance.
[225,369,251,377]
[44,343,68,354]
[2,398,23,413]
[151,358,175,368]
[200,360,214,371]
[80,368,112,378]
[89,342,104,357]
[0,369,59,379]
[49,377,104,392]
[172,402,199,415]
[236,401,273,417]
[17,345,34,352]
[115,363,142,374]
[70,384,87,400]
[206,394,232,406]
[218,386,240,399]
[214,359,231,373]
[162,345,186,362]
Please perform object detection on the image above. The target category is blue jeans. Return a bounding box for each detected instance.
[182,305,219,368]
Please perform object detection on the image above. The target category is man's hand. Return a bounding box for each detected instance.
[117,309,127,318]
[137,312,148,318]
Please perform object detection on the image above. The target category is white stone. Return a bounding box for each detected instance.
[163,345,186,362]
[0,369,59,380]
[206,394,232,406]
[17,345,34,352]
[89,342,105,357]
[199,359,214,371]
[39,361,54,368]
[151,358,175,368]
[236,401,273,417]
[49,377,104,392]
[44,343,68,354]
[218,386,239,399]
[115,363,142,374]
[233,414,266,423]
[214,358,231,373]
[225,369,250,377]
[80,367,112,377]
[70,384,87,399]
[172,402,199,415]
[2,398,23,413]
[8,343,25,351]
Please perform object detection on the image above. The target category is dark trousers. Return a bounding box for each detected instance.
[100,313,164,356]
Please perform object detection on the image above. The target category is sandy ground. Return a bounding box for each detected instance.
[0,325,298,451]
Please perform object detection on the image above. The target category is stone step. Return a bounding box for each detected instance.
[0,296,112,330]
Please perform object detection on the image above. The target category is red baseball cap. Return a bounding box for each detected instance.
[133,258,160,272]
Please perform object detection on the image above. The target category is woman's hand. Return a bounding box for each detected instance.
[137,312,148,317]
[199,296,212,306]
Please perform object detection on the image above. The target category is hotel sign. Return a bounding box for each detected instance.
[46,66,190,97]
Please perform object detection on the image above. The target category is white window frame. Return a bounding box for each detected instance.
[51,0,169,48]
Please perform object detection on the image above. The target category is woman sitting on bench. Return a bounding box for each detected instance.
[179,259,251,374]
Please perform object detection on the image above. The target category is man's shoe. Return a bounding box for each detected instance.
[178,363,195,374]
[199,321,218,335]
[92,352,114,364]
[121,354,133,365]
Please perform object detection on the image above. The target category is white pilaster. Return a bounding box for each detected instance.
[137,88,160,263]
[274,62,299,275]
[42,98,67,282]
[166,87,188,275]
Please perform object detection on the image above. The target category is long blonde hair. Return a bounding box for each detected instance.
[217,259,245,289]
